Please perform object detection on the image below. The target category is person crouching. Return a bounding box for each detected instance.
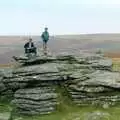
[24,38,37,56]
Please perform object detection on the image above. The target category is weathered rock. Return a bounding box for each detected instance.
[12,63,59,74]
[69,85,113,93]
[0,76,7,94]
[2,63,67,91]
[12,87,58,115]
[3,75,64,84]
[15,93,57,100]
[16,87,55,93]
[78,70,120,88]
[3,82,27,90]
[14,88,57,100]
[17,107,55,115]
[0,51,119,115]
[67,70,120,107]
[0,81,6,93]
[12,99,57,106]
[13,55,57,65]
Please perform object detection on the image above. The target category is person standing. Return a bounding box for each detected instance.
[41,27,49,55]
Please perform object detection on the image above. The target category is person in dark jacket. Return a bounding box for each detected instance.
[24,38,37,55]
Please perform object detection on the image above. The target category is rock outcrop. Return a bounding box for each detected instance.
[1,62,66,115]
[1,51,120,115]
[67,70,120,107]
[12,87,58,115]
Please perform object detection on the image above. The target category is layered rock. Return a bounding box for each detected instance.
[13,52,112,71]
[0,51,118,115]
[11,87,58,115]
[0,77,6,93]
[67,70,120,107]
[0,70,8,95]
[1,63,66,115]
[2,63,65,90]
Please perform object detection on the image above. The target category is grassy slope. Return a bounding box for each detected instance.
[1,103,120,120]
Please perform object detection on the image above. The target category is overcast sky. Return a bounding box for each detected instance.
[0,0,120,35]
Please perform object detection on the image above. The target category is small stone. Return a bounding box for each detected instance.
[102,103,109,109]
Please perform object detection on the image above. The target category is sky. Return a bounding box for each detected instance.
[0,0,120,35]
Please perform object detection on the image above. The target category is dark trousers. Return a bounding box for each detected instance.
[25,47,37,55]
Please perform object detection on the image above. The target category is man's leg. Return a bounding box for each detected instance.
[43,41,45,54]
[33,47,37,55]
[43,41,48,55]
[43,41,45,50]
[45,43,47,51]
[25,48,30,57]
[25,48,27,54]
[30,47,37,55]
[45,42,47,50]
[25,48,30,54]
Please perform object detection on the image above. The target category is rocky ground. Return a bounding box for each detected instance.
[0,51,120,118]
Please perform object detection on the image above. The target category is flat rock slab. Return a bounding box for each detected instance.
[12,99,57,106]
[13,63,59,74]
[77,70,120,89]
[15,87,55,94]
[14,88,57,100]
[14,93,57,100]
[93,58,112,67]
[3,75,63,83]
[17,108,55,115]
[69,85,112,93]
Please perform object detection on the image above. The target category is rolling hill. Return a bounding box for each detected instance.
[0,34,120,64]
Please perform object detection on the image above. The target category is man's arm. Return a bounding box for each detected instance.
[32,42,35,48]
[24,43,27,48]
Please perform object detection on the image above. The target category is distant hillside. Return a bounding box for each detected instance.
[56,33,120,41]
[1,34,120,64]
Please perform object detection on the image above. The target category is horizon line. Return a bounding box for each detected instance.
[0,32,120,36]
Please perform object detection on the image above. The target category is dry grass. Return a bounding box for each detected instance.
[0,64,13,68]
[112,58,120,72]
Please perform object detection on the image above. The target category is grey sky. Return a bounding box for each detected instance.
[0,0,120,35]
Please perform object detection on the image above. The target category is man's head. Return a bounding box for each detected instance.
[45,27,48,32]
[29,38,32,42]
